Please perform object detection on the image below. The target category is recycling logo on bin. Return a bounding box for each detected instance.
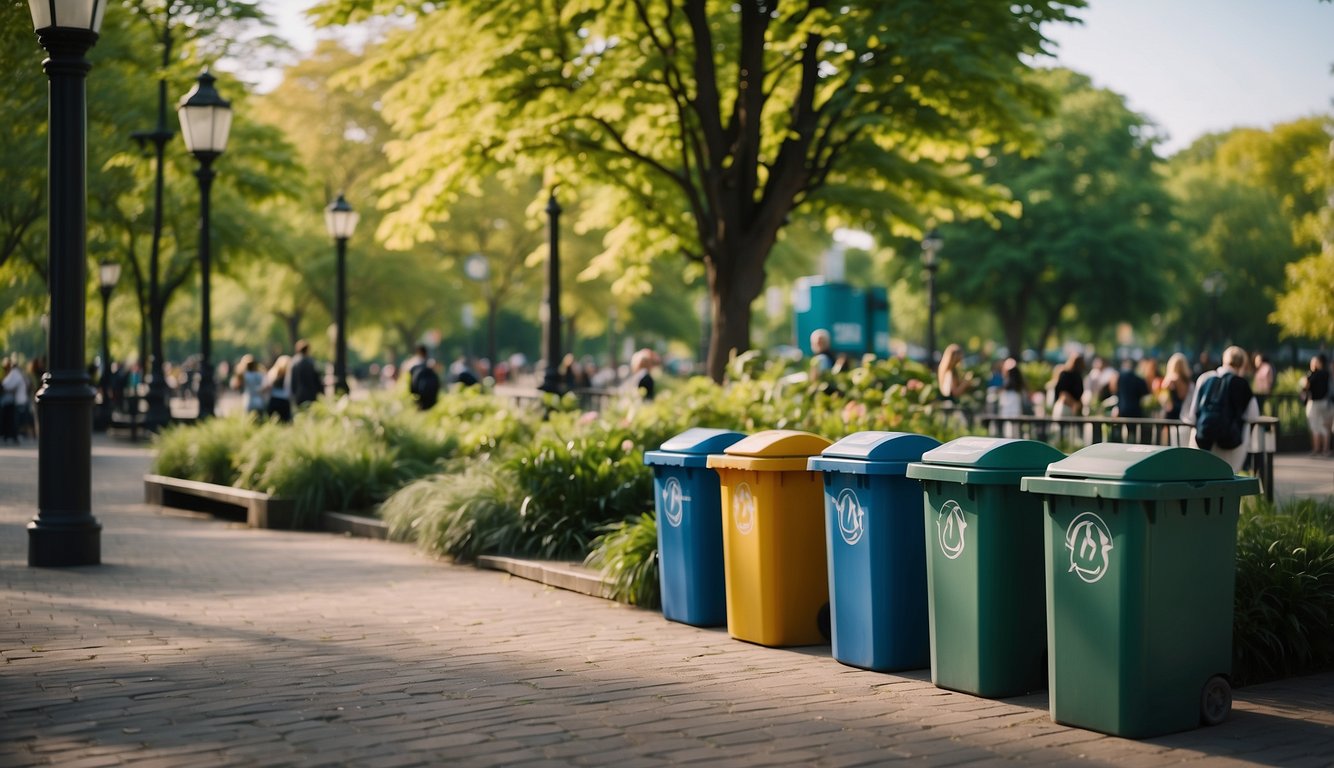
[732,482,756,535]
[660,477,691,528]
[936,500,967,560]
[1065,511,1114,584]
[834,488,865,546]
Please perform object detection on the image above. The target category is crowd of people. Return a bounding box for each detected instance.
[971,346,1333,469]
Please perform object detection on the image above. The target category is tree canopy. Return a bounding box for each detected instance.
[942,68,1175,356]
[312,0,1085,379]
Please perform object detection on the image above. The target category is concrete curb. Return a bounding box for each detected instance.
[476,555,613,600]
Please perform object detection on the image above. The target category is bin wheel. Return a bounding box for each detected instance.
[1200,675,1231,726]
[817,602,831,642]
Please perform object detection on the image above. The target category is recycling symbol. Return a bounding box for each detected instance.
[936,500,968,560]
[661,477,690,528]
[732,482,756,535]
[1065,512,1114,584]
[835,488,865,545]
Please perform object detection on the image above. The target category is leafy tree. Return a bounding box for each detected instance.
[943,68,1175,356]
[311,0,1084,381]
[1167,118,1333,353]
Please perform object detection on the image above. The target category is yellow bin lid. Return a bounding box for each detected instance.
[706,429,831,472]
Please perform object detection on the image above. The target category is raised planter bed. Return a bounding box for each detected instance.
[145,474,302,530]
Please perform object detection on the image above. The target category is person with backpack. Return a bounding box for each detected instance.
[1182,345,1259,471]
[405,344,441,410]
[1301,353,1331,458]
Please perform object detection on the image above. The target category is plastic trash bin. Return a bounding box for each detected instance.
[644,428,747,627]
[1020,444,1261,739]
[906,437,1066,697]
[706,429,833,647]
[808,431,942,671]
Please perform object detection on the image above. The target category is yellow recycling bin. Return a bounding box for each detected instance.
[707,430,833,646]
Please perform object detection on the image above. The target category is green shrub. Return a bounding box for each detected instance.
[586,512,660,607]
[151,414,257,486]
[377,463,522,561]
[1233,497,1334,686]
[503,428,654,560]
[234,417,408,526]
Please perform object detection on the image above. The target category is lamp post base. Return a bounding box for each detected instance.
[28,519,102,567]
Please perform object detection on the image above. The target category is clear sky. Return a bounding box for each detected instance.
[1045,0,1334,154]
[261,1,1334,156]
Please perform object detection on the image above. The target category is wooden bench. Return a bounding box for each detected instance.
[144,474,299,529]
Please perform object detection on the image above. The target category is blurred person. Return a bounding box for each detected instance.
[809,329,835,377]
[1111,358,1150,418]
[286,339,322,409]
[1,357,24,443]
[1301,353,1331,457]
[1160,353,1195,421]
[1183,346,1259,471]
[233,355,266,414]
[1252,352,1275,411]
[1049,354,1085,418]
[629,348,657,400]
[936,344,968,402]
[266,355,292,422]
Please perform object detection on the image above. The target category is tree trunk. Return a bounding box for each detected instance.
[705,250,765,382]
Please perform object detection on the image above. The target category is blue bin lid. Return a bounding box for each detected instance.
[808,431,941,476]
[644,428,746,468]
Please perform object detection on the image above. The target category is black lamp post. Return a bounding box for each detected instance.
[97,260,121,430]
[177,71,231,420]
[325,194,358,395]
[540,189,563,394]
[920,228,943,366]
[26,0,106,567]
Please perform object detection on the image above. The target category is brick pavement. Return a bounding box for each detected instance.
[2,436,1333,767]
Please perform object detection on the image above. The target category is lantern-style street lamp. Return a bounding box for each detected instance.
[325,194,358,395]
[26,0,108,567]
[177,71,231,419]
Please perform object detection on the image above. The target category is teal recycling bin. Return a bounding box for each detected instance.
[1021,444,1261,738]
[644,428,746,626]
[808,431,941,671]
[906,437,1065,697]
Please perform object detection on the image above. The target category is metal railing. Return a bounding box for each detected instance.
[978,414,1279,501]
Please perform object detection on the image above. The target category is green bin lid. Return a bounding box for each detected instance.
[1044,444,1234,482]
[919,437,1065,469]
[906,437,1065,486]
[1020,444,1261,501]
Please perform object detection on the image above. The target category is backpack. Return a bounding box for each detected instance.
[1194,373,1245,451]
[409,363,440,409]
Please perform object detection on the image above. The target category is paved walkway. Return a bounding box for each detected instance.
[2,437,1332,767]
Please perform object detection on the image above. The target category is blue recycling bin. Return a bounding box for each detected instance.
[808,431,942,671]
[644,428,747,627]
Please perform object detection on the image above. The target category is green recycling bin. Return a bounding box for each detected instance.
[1020,444,1260,739]
[905,437,1065,698]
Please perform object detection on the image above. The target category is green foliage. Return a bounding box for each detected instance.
[502,428,655,560]
[586,513,660,608]
[1233,497,1334,686]
[377,464,522,561]
[946,68,1177,355]
[150,413,258,485]
[425,386,538,457]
